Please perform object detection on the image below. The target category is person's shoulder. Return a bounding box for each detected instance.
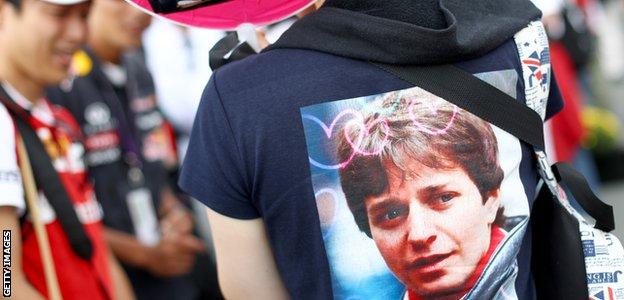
[0,102,13,121]
[0,103,25,215]
[0,104,16,141]
[212,48,367,93]
[218,48,333,72]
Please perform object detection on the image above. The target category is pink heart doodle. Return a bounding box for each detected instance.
[343,117,390,156]
[303,109,389,170]
[408,97,458,135]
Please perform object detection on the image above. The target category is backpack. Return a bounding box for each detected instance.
[373,62,623,299]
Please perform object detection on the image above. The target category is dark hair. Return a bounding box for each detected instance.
[337,88,505,237]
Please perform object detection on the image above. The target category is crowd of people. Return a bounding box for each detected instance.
[0,0,221,298]
[0,0,622,299]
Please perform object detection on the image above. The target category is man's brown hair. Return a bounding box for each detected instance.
[336,88,504,237]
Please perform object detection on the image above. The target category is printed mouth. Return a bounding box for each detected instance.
[408,253,453,272]
[148,0,233,13]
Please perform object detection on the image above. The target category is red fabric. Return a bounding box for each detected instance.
[14,100,113,300]
[548,42,585,162]
[576,0,588,8]
[575,0,592,11]
[162,121,179,162]
[408,225,506,300]
[464,225,506,290]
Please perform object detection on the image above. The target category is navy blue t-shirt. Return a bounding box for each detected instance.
[180,29,562,299]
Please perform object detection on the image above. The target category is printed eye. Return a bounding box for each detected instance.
[369,200,411,229]
[371,204,407,228]
[439,193,455,203]
[381,205,408,223]
[385,208,403,220]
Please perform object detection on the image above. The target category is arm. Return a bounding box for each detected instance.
[106,246,136,300]
[206,207,289,300]
[103,228,151,269]
[0,206,45,300]
[103,227,203,277]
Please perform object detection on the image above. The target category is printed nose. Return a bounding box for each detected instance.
[406,203,437,248]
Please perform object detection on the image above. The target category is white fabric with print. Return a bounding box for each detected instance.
[0,104,24,215]
[515,21,624,299]
[514,21,551,120]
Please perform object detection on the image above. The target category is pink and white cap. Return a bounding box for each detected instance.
[129,0,316,30]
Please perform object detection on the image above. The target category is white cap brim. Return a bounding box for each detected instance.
[41,0,90,5]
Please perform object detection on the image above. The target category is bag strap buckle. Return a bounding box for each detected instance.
[536,150,561,199]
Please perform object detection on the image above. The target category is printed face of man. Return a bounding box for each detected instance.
[364,160,500,298]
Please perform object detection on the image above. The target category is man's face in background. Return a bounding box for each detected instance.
[0,0,90,85]
[88,0,151,51]
[364,159,500,298]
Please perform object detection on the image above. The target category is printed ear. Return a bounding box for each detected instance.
[484,189,501,224]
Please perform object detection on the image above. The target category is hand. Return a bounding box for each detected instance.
[158,187,194,236]
[160,207,194,237]
[144,233,205,277]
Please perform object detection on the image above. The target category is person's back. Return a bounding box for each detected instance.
[180,1,563,298]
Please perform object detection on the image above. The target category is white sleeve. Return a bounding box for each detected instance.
[0,104,25,215]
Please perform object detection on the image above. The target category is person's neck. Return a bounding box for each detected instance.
[0,60,44,103]
[89,36,122,65]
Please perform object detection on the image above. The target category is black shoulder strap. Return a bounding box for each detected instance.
[209,32,258,71]
[372,62,546,150]
[554,162,615,232]
[0,91,93,260]
[372,62,615,232]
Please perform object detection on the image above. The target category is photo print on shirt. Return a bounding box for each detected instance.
[300,70,530,300]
